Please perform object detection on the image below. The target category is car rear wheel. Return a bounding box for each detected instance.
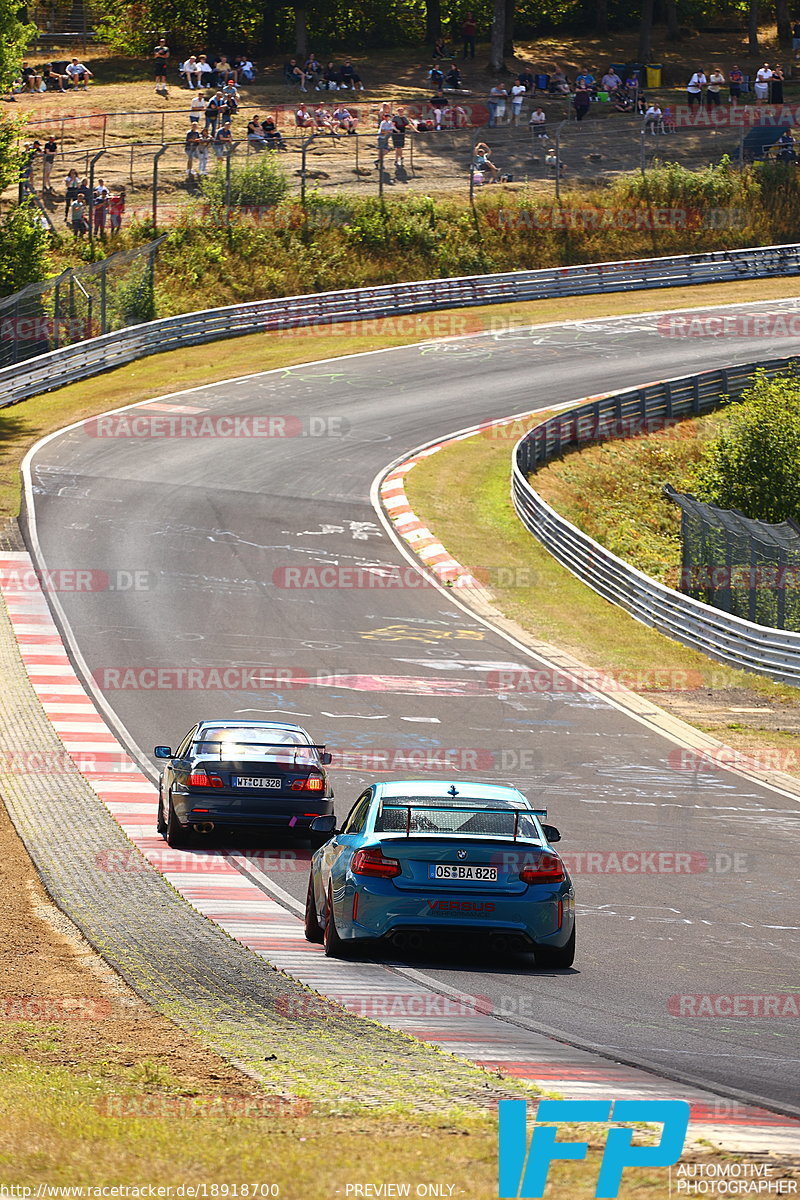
[304,876,324,944]
[323,884,348,958]
[156,792,167,837]
[165,797,190,849]
[535,926,575,969]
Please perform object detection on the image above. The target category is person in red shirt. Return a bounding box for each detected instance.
[109,190,125,234]
[461,12,477,59]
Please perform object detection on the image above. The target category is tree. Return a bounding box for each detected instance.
[425,0,441,46]
[637,0,655,64]
[666,0,679,40]
[748,0,759,55]
[488,0,505,73]
[776,0,791,45]
[595,0,608,35]
[694,372,800,523]
[503,0,515,58]
[0,0,35,90]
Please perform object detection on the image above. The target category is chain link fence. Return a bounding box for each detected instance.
[0,239,163,369]
[666,485,800,631]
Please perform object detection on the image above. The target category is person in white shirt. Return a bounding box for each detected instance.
[196,55,213,87]
[755,63,773,103]
[377,112,394,157]
[707,68,725,106]
[529,106,547,137]
[65,59,93,86]
[189,92,206,122]
[510,78,526,125]
[686,70,706,108]
[181,57,199,88]
[238,59,254,82]
[644,102,663,133]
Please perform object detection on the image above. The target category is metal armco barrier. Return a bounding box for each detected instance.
[512,356,800,686]
[3,241,800,411]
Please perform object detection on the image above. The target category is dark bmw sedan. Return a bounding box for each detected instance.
[155,720,334,848]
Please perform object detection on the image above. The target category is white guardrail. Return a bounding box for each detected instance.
[512,357,800,686]
[3,241,800,409]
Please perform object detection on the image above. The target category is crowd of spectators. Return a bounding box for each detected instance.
[10,57,93,96]
[284,55,366,92]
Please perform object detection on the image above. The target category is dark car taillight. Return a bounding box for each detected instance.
[187,773,224,788]
[351,848,401,878]
[520,854,565,883]
[291,775,324,792]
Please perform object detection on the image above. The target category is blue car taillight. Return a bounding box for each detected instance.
[352,848,401,879]
[520,853,565,883]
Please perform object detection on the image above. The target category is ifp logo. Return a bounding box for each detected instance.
[498,1099,690,1197]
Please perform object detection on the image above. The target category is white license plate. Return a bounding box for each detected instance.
[429,864,499,882]
[234,776,281,789]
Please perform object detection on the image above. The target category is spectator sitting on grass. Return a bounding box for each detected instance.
[215,54,234,82]
[285,59,307,89]
[181,56,200,88]
[518,66,534,92]
[66,58,92,87]
[197,55,213,88]
[429,63,444,88]
[294,101,315,128]
[340,60,364,91]
[20,62,42,92]
[575,68,596,93]
[473,142,498,182]
[42,62,68,91]
[237,57,255,83]
[323,61,340,89]
[600,67,622,94]
[332,104,357,133]
[529,105,548,136]
[304,53,323,88]
[432,36,448,58]
[445,63,463,89]
[549,65,570,94]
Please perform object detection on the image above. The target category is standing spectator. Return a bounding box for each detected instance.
[686,69,706,109]
[205,91,222,134]
[184,124,201,179]
[377,109,394,160]
[771,64,785,104]
[510,77,526,124]
[64,168,80,219]
[93,179,109,236]
[190,91,206,123]
[391,105,413,167]
[461,12,477,59]
[793,18,800,61]
[573,81,591,121]
[196,129,211,174]
[221,79,239,120]
[66,58,92,86]
[109,189,125,233]
[42,136,57,192]
[754,63,772,103]
[729,65,743,103]
[488,82,507,126]
[154,38,169,93]
[707,67,725,106]
[214,121,232,158]
[69,194,87,237]
[429,88,447,128]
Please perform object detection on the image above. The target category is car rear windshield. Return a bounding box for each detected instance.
[193,728,318,762]
[376,801,541,840]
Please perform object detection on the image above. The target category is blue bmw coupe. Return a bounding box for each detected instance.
[305,779,575,966]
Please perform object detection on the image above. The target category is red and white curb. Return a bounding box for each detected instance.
[1,548,799,1153]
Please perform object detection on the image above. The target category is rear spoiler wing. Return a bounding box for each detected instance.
[381,802,547,840]
[194,739,331,764]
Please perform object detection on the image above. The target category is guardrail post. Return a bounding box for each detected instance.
[691,376,701,415]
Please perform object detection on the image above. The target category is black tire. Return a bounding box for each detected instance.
[156,786,167,836]
[535,925,575,969]
[323,883,348,958]
[304,875,324,944]
[165,797,190,848]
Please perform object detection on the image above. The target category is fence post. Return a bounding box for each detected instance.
[88,149,108,252]
[152,144,169,232]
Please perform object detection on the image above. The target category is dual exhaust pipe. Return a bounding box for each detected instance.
[192,821,216,834]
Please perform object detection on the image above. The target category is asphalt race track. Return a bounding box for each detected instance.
[24,302,800,1114]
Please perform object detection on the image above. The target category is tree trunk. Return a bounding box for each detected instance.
[776,0,791,45]
[666,0,679,40]
[637,0,654,63]
[748,0,759,55]
[295,6,307,61]
[425,0,441,46]
[488,0,505,73]
[503,0,515,57]
[595,0,608,35]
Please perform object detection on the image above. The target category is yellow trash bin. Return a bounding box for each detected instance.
[646,64,662,88]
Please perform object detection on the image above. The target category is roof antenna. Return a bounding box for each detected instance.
[448,784,459,796]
